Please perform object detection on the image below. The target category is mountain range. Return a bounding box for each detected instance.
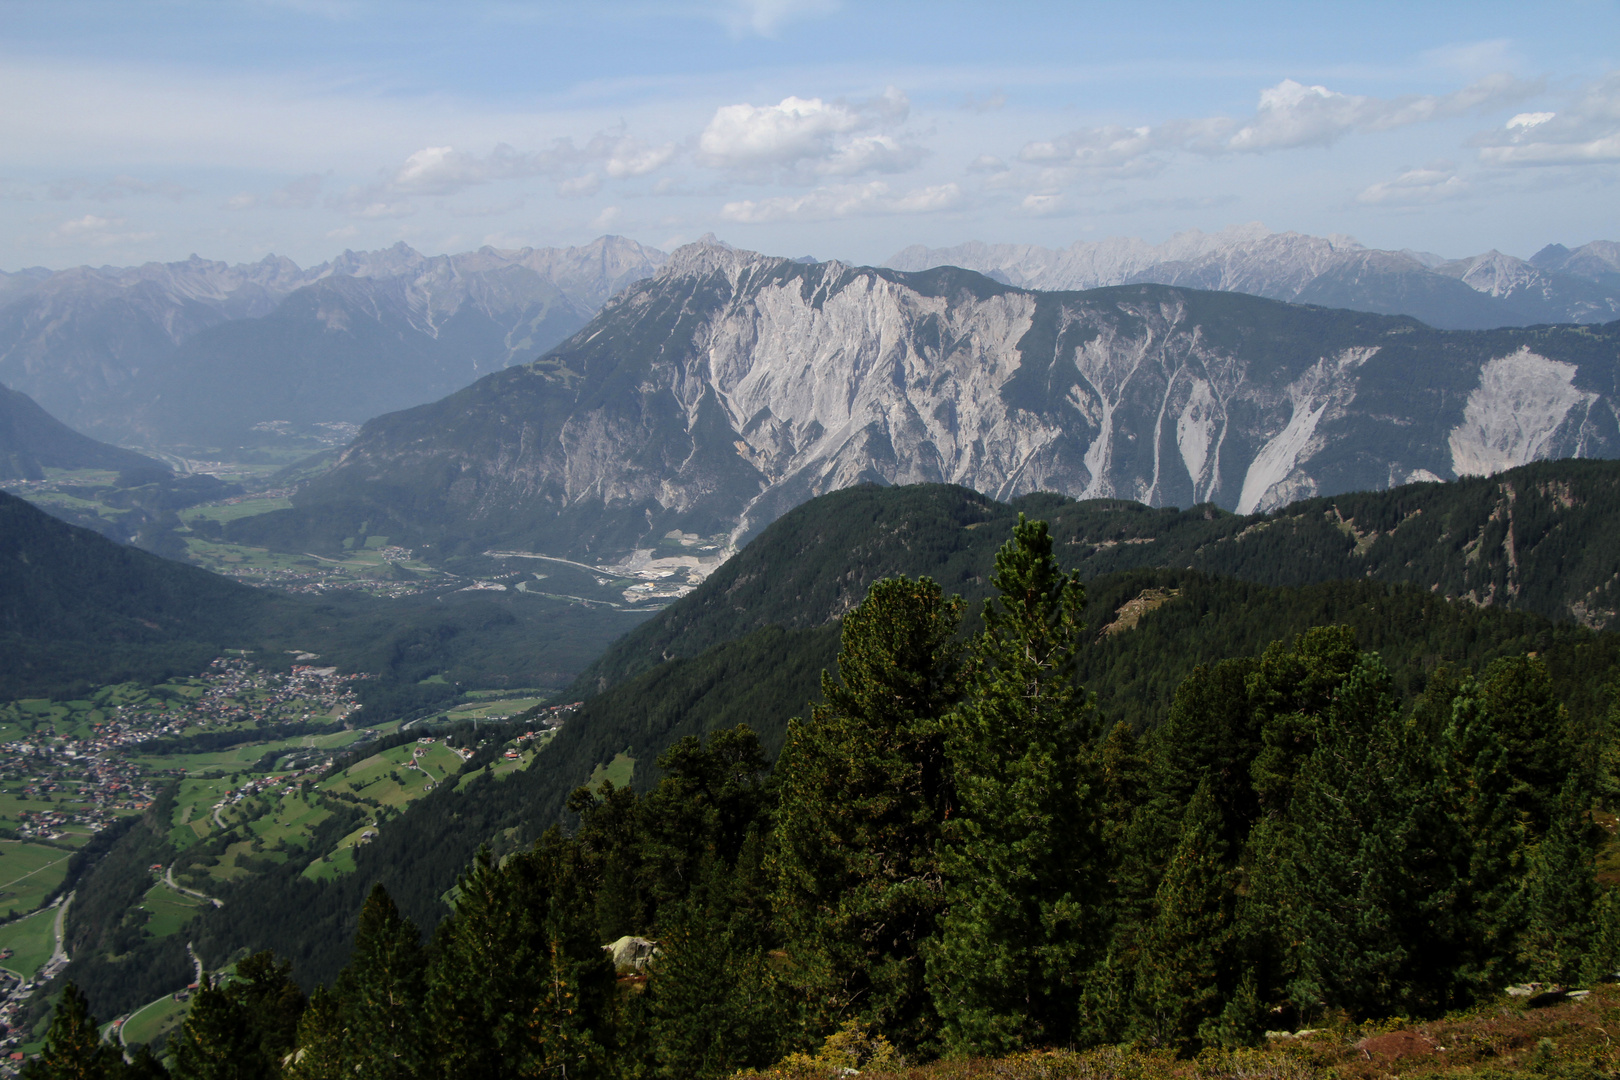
[0,236,665,447]
[887,224,1620,331]
[4,227,1618,457]
[230,240,1620,564]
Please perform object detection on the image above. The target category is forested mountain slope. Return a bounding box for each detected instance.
[238,240,1620,565]
[0,490,642,702]
[0,383,167,481]
[578,458,1620,697]
[75,467,1620,1010]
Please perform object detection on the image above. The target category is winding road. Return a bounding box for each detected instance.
[48,892,71,967]
[164,867,223,909]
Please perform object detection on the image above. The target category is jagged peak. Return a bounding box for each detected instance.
[659,237,788,279]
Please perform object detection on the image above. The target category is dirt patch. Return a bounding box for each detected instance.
[1357,1031,1436,1062]
[1098,588,1182,638]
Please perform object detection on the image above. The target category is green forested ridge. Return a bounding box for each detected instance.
[577,458,1620,699]
[33,514,1620,1080]
[18,463,1620,1070]
[53,517,1618,1032]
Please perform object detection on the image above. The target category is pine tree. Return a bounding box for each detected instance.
[425,840,615,1080]
[1132,779,1236,1052]
[284,987,343,1080]
[1442,656,1571,993]
[1273,655,1411,1018]
[1518,780,1599,984]
[22,983,116,1080]
[650,855,787,1080]
[170,983,270,1080]
[226,952,305,1066]
[335,885,428,1080]
[772,576,964,1049]
[926,515,1099,1055]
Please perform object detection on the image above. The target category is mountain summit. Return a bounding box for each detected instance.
[239,241,1620,562]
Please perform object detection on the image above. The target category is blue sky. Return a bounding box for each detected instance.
[2,0,1617,269]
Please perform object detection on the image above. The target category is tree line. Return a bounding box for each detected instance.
[28,515,1620,1079]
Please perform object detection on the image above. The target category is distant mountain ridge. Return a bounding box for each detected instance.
[887,225,1620,330]
[0,235,666,446]
[231,240,1620,565]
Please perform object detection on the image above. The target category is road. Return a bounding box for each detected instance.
[164,867,223,909]
[186,942,204,987]
[48,892,71,968]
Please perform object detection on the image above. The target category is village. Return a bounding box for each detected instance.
[0,657,373,842]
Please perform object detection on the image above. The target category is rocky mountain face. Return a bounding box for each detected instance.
[0,236,666,446]
[887,226,1620,330]
[239,241,1620,564]
[1533,240,1620,290]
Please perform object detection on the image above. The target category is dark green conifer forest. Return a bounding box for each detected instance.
[34,511,1620,1079]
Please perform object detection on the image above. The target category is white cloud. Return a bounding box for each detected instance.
[1474,72,1620,166]
[696,88,920,179]
[326,224,360,240]
[603,141,676,177]
[226,173,324,212]
[47,213,157,246]
[557,174,602,198]
[1019,124,1160,174]
[593,205,622,229]
[1507,112,1556,130]
[715,0,840,38]
[719,181,960,223]
[817,134,926,176]
[1020,193,1069,216]
[1357,163,1469,205]
[961,90,1007,113]
[1015,73,1533,177]
[699,96,864,167]
[330,133,677,217]
[1223,74,1528,152]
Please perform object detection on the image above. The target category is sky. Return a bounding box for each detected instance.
[2,0,1618,271]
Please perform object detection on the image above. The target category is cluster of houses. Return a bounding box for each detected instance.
[212,757,336,812]
[0,930,68,1059]
[2,734,157,838]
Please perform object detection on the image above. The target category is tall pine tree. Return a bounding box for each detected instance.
[927,516,1100,1054]
[772,576,964,1050]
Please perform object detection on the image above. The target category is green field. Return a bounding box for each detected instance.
[134,723,376,778]
[181,496,294,524]
[589,752,635,792]
[246,792,335,848]
[0,841,73,915]
[0,905,57,979]
[139,882,206,938]
[168,778,238,848]
[303,844,357,881]
[119,992,191,1048]
[443,697,545,721]
[319,741,466,808]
